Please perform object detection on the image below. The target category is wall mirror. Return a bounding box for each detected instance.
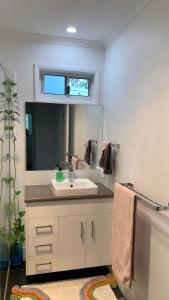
[25,102,103,171]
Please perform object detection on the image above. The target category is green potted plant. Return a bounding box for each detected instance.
[9,211,25,266]
[0,211,25,267]
[0,64,24,299]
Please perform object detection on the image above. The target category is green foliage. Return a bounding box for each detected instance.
[2,79,16,86]
[15,191,21,196]
[0,72,25,250]
[4,125,14,131]
[12,93,18,98]
[0,226,9,244]
[2,153,13,161]
[3,203,14,220]
[9,211,25,245]
[0,211,25,246]
[2,176,15,184]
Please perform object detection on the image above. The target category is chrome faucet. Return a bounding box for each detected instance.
[68,166,74,183]
[62,162,75,182]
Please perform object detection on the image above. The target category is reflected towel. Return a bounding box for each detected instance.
[99,143,112,174]
[101,142,109,151]
[84,140,92,165]
[112,183,136,289]
[71,156,78,170]
[99,143,118,175]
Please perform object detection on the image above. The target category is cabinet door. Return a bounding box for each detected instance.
[58,215,86,271]
[86,213,112,267]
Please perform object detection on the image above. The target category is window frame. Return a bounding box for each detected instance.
[34,64,101,105]
[41,74,91,97]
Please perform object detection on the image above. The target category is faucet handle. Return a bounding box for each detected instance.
[65,152,72,159]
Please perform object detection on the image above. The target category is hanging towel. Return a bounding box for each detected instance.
[71,156,78,170]
[112,183,136,289]
[84,140,92,165]
[111,145,118,175]
[99,143,119,175]
[101,142,109,151]
[99,143,112,174]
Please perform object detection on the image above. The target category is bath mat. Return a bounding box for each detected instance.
[11,285,50,299]
[12,275,126,300]
[80,275,127,300]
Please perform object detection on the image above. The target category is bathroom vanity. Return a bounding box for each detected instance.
[25,183,113,276]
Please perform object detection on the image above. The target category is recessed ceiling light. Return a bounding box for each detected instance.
[67,26,77,34]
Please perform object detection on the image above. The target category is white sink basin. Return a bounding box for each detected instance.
[51,178,98,196]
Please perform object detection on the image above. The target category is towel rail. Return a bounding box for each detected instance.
[121,183,169,212]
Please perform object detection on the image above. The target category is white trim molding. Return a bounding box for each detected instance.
[0,31,104,49]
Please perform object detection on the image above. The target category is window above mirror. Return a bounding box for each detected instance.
[42,74,90,97]
[34,64,101,105]
[43,75,66,95]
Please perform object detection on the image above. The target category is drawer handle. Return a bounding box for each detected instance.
[36,225,52,233]
[91,221,94,238]
[35,262,52,269]
[35,244,52,251]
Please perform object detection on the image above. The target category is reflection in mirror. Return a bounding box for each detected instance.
[25,103,103,171]
[69,105,103,168]
[26,103,67,170]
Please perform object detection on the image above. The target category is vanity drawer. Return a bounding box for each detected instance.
[28,218,58,237]
[27,236,58,257]
[27,256,57,275]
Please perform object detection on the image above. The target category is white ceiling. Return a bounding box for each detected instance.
[0,0,149,47]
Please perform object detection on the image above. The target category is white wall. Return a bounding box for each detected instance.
[103,0,169,299]
[0,39,104,208]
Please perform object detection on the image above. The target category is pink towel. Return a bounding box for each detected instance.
[71,156,78,170]
[112,183,136,289]
[101,142,110,151]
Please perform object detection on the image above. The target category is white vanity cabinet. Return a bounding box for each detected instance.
[86,213,112,268]
[26,196,113,276]
[58,215,86,271]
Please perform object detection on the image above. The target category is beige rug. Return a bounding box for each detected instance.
[22,277,117,300]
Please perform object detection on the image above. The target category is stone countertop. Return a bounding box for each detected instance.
[25,183,113,203]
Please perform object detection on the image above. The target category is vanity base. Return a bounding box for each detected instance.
[26,266,110,284]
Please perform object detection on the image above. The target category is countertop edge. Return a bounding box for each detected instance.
[25,183,113,203]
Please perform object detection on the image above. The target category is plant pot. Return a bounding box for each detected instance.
[10,243,23,267]
[0,242,9,269]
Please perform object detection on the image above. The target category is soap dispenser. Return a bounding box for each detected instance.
[56,166,64,182]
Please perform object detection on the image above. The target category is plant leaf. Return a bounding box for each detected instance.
[2,176,15,184]
[13,93,18,98]
[15,190,21,196]
[19,211,25,217]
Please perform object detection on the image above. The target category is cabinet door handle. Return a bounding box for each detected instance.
[81,222,84,239]
[91,221,94,238]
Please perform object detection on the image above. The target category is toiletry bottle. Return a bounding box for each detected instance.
[56,166,64,182]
